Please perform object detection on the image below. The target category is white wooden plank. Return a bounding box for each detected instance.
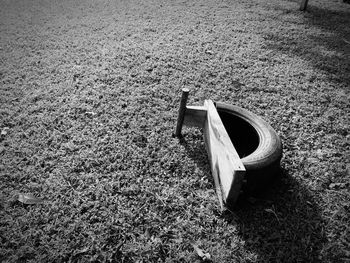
[183,105,207,128]
[203,100,246,206]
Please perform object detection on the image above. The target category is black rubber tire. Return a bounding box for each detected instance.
[215,102,283,194]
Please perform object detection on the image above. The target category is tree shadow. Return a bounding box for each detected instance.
[180,135,326,262]
[231,168,326,262]
[263,3,350,88]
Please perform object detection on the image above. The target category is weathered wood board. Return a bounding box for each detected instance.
[183,105,207,128]
[203,100,246,207]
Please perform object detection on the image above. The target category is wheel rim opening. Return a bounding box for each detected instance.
[218,110,260,158]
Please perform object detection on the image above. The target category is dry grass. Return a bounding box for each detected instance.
[0,0,349,262]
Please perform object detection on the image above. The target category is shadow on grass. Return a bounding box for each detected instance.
[181,136,326,262]
[264,4,350,87]
[179,130,211,172]
[231,169,327,262]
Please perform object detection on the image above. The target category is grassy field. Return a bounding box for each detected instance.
[0,0,349,262]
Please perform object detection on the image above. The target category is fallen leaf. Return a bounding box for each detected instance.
[329,182,347,189]
[85,111,96,117]
[264,208,280,223]
[307,157,318,163]
[191,243,211,261]
[144,228,151,239]
[267,231,281,241]
[18,193,45,205]
[247,197,257,204]
[1,127,9,136]
[73,247,89,256]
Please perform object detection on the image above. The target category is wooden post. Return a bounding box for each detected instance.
[203,100,246,207]
[174,88,189,137]
[300,0,309,11]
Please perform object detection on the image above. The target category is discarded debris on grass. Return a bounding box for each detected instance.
[0,0,349,262]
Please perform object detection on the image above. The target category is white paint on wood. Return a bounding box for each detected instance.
[183,105,207,128]
[203,100,246,206]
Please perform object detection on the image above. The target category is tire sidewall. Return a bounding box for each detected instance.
[215,102,283,187]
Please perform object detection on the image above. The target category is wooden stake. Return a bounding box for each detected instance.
[300,0,309,11]
[174,88,189,137]
[203,100,246,207]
